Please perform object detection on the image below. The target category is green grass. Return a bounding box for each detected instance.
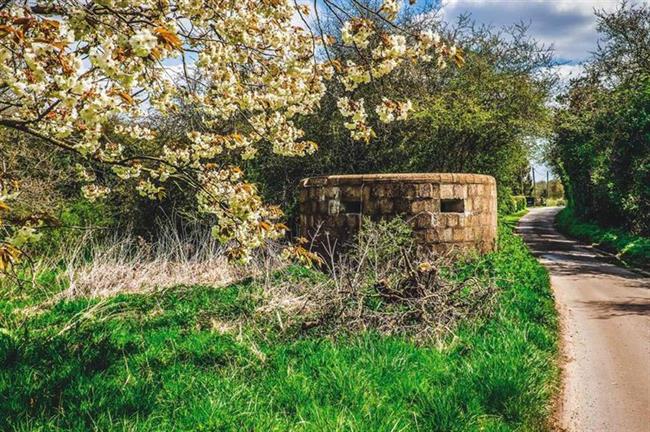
[0,225,559,431]
[556,207,650,269]
[502,209,529,230]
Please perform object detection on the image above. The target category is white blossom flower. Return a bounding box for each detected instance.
[129,28,158,57]
[0,0,456,260]
[341,19,374,49]
[81,184,111,202]
[381,0,401,20]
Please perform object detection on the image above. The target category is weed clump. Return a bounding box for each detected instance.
[258,218,497,340]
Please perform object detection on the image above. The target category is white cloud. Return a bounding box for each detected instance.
[438,0,620,62]
[553,63,585,82]
[544,63,585,107]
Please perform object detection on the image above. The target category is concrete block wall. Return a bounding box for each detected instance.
[299,173,497,254]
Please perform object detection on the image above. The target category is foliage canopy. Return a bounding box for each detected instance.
[550,1,650,235]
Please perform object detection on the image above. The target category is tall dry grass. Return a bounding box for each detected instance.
[49,217,284,299]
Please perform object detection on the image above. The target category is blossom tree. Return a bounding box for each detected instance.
[0,0,460,263]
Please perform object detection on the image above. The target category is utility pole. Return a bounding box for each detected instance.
[546,171,550,200]
[531,167,536,204]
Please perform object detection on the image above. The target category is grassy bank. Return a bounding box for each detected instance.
[0,224,558,431]
[502,208,529,229]
[556,207,650,269]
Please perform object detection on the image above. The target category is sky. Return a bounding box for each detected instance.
[431,0,624,179]
[436,0,621,63]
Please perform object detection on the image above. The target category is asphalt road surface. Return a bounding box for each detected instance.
[516,207,650,432]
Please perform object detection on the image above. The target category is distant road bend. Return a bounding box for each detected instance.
[516,207,650,432]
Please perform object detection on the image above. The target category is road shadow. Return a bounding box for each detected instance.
[515,208,647,279]
[578,297,650,320]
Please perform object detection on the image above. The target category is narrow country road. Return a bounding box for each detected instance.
[516,207,650,432]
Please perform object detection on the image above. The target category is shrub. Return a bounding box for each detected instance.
[511,195,527,212]
[546,198,565,207]
[498,187,527,215]
[33,199,115,256]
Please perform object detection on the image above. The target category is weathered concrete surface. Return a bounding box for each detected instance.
[517,207,650,432]
[299,173,497,255]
